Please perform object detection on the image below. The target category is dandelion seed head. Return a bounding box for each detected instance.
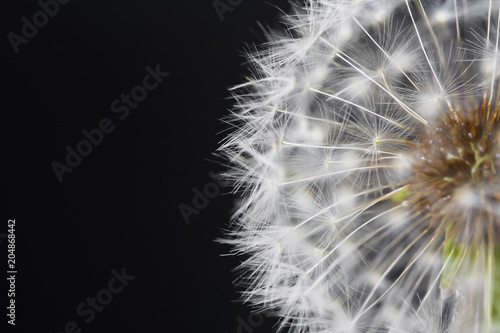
[219,0,500,332]
[406,104,500,245]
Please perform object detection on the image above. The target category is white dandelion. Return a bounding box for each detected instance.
[219,0,500,332]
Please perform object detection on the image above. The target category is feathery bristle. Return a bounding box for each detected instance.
[219,1,500,331]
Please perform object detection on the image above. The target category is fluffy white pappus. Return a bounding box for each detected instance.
[218,0,500,332]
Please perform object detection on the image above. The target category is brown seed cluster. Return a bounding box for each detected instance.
[406,99,500,244]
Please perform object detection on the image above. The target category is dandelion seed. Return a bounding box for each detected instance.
[219,0,500,332]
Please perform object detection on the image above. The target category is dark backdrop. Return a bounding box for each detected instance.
[2,0,290,332]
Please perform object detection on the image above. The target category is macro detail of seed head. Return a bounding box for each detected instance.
[219,1,500,332]
[407,101,500,245]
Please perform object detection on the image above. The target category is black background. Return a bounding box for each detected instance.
[2,0,291,332]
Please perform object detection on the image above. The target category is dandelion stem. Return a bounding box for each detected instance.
[487,0,493,48]
[414,0,448,69]
[489,5,500,107]
[406,0,445,93]
[308,87,407,128]
[306,203,404,276]
[292,186,390,230]
[336,52,429,125]
[273,108,345,127]
[279,165,397,186]
[351,16,421,91]
[281,141,402,156]
[453,0,461,42]
[356,228,439,321]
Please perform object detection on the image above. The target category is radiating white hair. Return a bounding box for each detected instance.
[219,1,500,332]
